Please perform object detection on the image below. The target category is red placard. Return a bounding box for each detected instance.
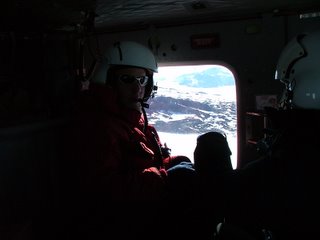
[190,33,220,49]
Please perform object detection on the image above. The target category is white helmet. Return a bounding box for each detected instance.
[275,30,320,109]
[93,41,158,101]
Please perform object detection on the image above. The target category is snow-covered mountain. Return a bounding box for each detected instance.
[146,85,237,137]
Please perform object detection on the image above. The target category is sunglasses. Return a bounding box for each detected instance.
[117,74,149,87]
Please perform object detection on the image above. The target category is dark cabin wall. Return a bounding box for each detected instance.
[287,14,320,40]
[0,33,78,237]
[91,14,320,166]
[0,33,78,126]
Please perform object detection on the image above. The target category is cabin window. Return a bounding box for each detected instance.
[147,64,237,168]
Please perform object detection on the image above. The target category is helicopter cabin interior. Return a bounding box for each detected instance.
[1,0,320,239]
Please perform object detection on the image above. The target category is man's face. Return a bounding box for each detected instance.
[113,67,149,111]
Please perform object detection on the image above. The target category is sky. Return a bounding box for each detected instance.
[155,65,233,88]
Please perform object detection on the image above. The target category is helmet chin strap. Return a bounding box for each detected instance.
[138,99,149,133]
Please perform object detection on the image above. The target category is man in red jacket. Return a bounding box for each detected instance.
[62,41,189,240]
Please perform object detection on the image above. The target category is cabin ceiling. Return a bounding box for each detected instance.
[1,0,320,33]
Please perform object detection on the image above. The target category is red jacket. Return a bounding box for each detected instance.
[68,84,168,208]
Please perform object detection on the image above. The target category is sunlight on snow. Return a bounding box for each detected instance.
[158,132,237,169]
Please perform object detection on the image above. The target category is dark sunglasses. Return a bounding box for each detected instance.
[117,74,149,87]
